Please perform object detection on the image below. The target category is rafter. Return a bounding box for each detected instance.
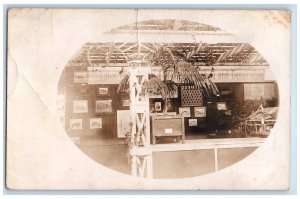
[122,43,138,53]
[140,43,155,53]
[105,42,115,66]
[73,42,268,67]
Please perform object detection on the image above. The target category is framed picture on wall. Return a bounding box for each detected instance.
[179,107,191,117]
[188,119,198,127]
[155,102,162,111]
[69,119,82,130]
[194,107,206,117]
[97,86,110,96]
[166,99,173,110]
[90,118,102,129]
[117,110,131,138]
[122,99,130,107]
[73,100,88,113]
[217,102,227,110]
[169,84,178,98]
[95,99,113,114]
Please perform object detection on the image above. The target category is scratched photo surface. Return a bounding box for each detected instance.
[6,9,290,190]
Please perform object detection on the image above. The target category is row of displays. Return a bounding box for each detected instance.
[69,118,103,130]
[71,99,129,115]
[71,100,225,116]
[63,98,227,115]
[66,106,208,131]
[153,102,228,116]
[62,100,228,131]
[66,114,210,135]
[64,104,228,139]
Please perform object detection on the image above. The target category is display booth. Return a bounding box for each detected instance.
[57,20,279,178]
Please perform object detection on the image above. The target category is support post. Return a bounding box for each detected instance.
[128,63,153,178]
[214,147,219,172]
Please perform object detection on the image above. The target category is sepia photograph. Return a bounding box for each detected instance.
[188,119,198,127]
[122,99,130,107]
[5,8,292,191]
[94,99,113,114]
[155,102,162,111]
[69,119,83,130]
[90,118,103,129]
[179,107,191,117]
[73,100,88,113]
[194,107,206,117]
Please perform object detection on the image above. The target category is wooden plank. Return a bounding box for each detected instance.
[214,148,218,172]
[151,138,264,152]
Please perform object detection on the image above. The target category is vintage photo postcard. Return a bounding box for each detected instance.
[6,8,291,190]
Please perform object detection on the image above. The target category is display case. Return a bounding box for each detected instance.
[151,115,185,144]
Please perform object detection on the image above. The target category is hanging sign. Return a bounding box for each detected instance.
[210,69,265,82]
[87,71,122,84]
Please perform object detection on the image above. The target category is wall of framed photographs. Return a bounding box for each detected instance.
[148,82,247,134]
[62,67,130,139]
[149,84,210,134]
[60,66,279,138]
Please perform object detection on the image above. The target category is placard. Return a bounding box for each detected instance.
[96,86,110,96]
[165,128,173,134]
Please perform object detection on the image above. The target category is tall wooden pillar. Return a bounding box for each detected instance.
[128,64,153,178]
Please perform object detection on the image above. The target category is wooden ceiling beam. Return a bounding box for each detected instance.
[122,43,138,53]
[105,42,115,66]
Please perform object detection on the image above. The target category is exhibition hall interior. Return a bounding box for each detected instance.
[57,20,279,178]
